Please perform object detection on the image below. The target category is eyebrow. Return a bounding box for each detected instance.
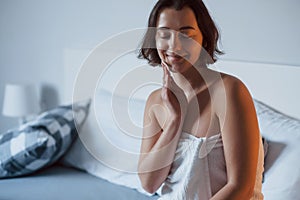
[157,26,196,31]
[180,26,196,31]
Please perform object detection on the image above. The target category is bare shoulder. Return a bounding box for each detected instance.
[146,88,162,106]
[144,88,165,128]
[144,88,163,116]
[211,72,254,115]
[212,72,251,99]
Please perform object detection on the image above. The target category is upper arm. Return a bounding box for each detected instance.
[215,77,260,188]
[139,89,164,154]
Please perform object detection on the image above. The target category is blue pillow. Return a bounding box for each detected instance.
[0,99,90,178]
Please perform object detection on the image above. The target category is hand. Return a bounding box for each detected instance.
[161,61,188,120]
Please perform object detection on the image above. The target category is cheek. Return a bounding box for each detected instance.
[184,41,203,63]
[187,35,203,54]
[156,38,168,51]
[191,45,202,58]
[156,38,168,60]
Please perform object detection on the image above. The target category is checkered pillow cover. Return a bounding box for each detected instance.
[0,99,90,178]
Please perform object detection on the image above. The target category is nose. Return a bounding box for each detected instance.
[168,32,182,52]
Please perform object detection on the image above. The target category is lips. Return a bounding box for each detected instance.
[166,54,185,63]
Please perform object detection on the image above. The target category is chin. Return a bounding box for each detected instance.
[169,66,185,74]
[169,63,191,74]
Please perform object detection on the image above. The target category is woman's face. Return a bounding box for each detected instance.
[155,6,203,73]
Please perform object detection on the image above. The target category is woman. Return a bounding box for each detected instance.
[138,0,264,199]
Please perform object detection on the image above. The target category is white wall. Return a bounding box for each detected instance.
[0,0,299,132]
[0,0,157,132]
[207,0,300,66]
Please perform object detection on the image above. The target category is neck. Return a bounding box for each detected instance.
[173,66,209,101]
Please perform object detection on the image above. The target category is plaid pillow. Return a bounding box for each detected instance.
[0,99,90,178]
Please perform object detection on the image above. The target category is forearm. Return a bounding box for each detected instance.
[209,182,253,200]
[138,117,184,193]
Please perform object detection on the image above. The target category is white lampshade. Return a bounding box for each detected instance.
[2,84,40,117]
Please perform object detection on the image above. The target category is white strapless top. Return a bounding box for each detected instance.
[158,132,264,200]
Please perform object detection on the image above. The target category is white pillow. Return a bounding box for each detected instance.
[254,99,300,200]
[61,89,151,195]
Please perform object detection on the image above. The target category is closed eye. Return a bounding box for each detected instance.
[179,33,194,40]
[157,30,171,39]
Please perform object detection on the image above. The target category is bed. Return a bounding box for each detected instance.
[0,45,299,200]
[0,165,158,200]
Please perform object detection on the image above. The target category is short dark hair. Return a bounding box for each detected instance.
[138,0,224,67]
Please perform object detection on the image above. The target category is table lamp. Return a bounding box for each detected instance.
[2,84,40,124]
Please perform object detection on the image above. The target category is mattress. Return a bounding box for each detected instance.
[0,165,159,200]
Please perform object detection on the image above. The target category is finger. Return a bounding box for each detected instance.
[162,61,171,77]
[162,63,171,88]
[162,64,168,86]
[162,62,167,76]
